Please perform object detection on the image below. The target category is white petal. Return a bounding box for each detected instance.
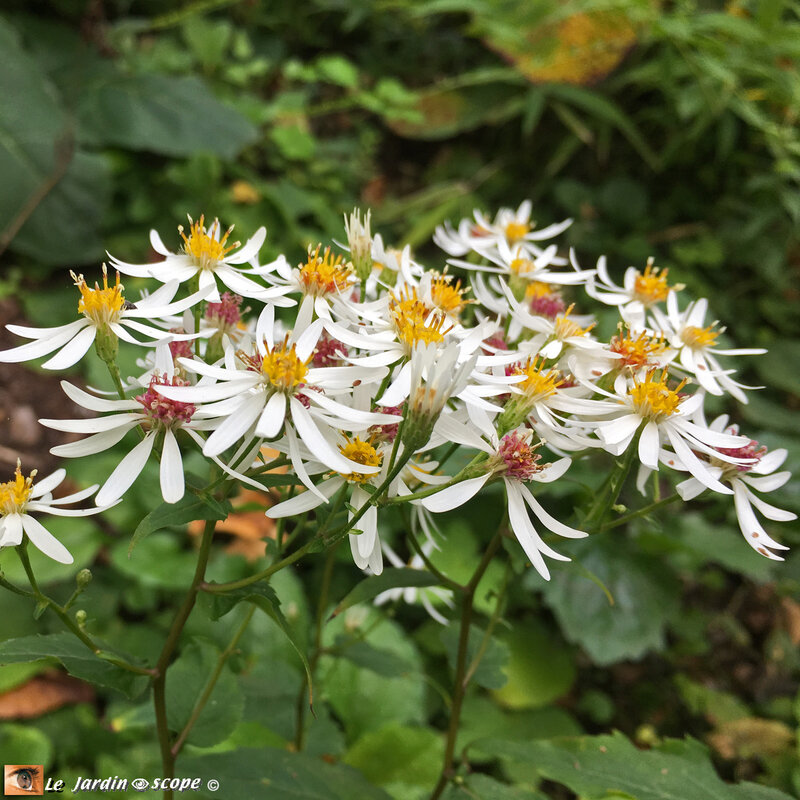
[60,381,139,412]
[638,420,661,471]
[96,433,156,506]
[50,422,140,457]
[40,325,97,370]
[160,428,185,503]
[266,477,342,518]
[0,514,23,547]
[203,392,265,457]
[29,469,66,499]
[421,474,491,513]
[226,226,267,264]
[505,482,552,580]
[255,392,287,439]
[21,514,73,564]
[40,413,143,434]
[518,484,587,539]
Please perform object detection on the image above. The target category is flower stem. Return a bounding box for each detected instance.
[152,518,216,800]
[171,603,256,757]
[599,491,683,531]
[429,529,503,800]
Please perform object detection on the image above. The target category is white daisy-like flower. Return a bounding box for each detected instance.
[415,426,585,580]
[649,292,765,401]
[585,370,755,494]
[586,255,684,316]
[675,415,795,560]
[433,200,572,263]
[0,462,109,564]
[0,269,207,370]
[109,215,294,303]
[40,374,218,507]
[153,311,396,493]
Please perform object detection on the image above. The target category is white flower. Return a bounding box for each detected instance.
[109,215,294,303]
[586,370,755,494]
[0,269,207,370]
[649,292,765,401]
[416,426,585,580]
[0,462,109,564]
[676,416,795,560]
[586,256,684,316]
[434,200,572,262]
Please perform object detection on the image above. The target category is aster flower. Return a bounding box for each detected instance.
[0,268,207,370]
[675,416,795,560]
[415,426,585,580]
[109,215,295,303]
[585,370,755,494]
[0,462,109,564]
[649,292,765,401]
[433,200,572,262]
[586,256,684,316]
[40,375,215,506]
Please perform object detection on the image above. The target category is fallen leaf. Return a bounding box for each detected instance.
[0,671,94,719]
[708,717,794,760]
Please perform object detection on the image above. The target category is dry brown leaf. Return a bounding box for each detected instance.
[0,671,94,719]
[780,596,800,645]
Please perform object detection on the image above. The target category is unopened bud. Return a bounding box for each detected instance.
[76,568,92,590]
[75,609,87,627]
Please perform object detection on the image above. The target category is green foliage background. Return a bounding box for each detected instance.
[0,0,799,798]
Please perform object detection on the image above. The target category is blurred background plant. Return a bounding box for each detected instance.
[1,0,799,798]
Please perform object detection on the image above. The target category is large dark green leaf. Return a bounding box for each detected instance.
[166,638,243,748]
[440,623,510,690]
[477,732,795,800]
[0,16,109,264]
[330,568,441,618]
[541,537,681,665]
[0,633,146,698]
[76,73,259,158]
[180,746,392,799]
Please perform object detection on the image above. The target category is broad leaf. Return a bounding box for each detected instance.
[166,639,243,748]
[0,633,147,698]
[477,732,795,800]
[180,746,392,799]
[440,624,510,690]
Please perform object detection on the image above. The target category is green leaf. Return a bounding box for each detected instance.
[0,723,53,769]
[477,732,796,800]
[315,55,360,88]
[130,493,232,555]
[205,582,313,710]
[76,73,258,159]
[344,724,443,790]
[541,537,681,665]
[440,624,510,690]
[330,568,441,618]
[333,638,415,678]
[0,633,147,698]
[443,774,546,799]
[491,621,575,709]
[166,639,243,748]
[0,17,109,263]
[179,746,392,799]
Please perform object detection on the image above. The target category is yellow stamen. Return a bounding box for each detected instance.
[338,436,383,483]
[514,357,565,400]
[682,324,720,350]
[629,370,687,420]
[179,215,238,269]
[429,272,471,317]
[525,281,557,300]
[553,304,595,340]
[72,266,125,325]
[505,221,530,242]
[389,286,429,326]
[510,257,536,275]
[259,336,310,393]
[395,314,451,349]
[0,461,36,515]
[299,244,353,296]
[610,328,668,370]
[632,258,681,306]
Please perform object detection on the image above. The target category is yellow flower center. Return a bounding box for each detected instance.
[429,273,471,317]
[258,337,310,393]
[339,437,383,483]
[0,463,35,515]
[629,370,687,420]
[510,257,536,275]
[180,215,238,269]
[72,267,125,326]
[505,221,530,242]
[514,357,565,401]
[525,281,556,300]
[610,328,668,370]
[632,259,680,306]
[389,286,453,350]
[553,304,595,340]
[682,324,720,350]
[299,244,353,296]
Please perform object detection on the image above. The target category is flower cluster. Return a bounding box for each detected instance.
[1,206,793,601]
